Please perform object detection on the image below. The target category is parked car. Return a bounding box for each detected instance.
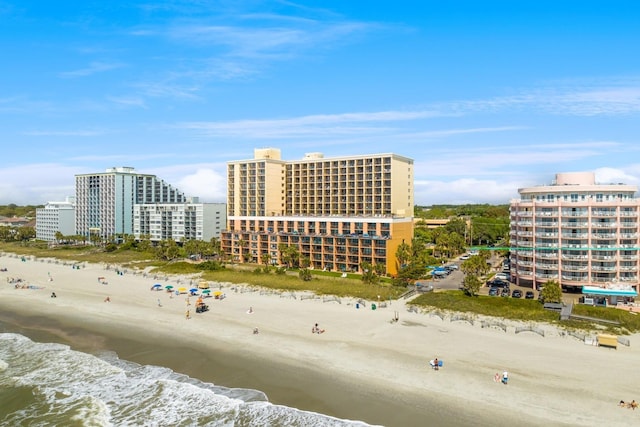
[460,254,470,260]
[488,287,499,296]
[487,279,510,288]
[511,289,523,298]
[494,273,508,281]
[525,291,535,299]
[501,289,510,297]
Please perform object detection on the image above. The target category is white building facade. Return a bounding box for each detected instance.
[75,167,186,241]
[510,172,640,293]
[133,201,226,242]
[35,197,76,242]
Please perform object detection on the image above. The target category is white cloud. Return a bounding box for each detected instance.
[59,61,125,78]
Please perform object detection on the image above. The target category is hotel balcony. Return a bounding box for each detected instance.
[561,253,589,260]
[517,269,534,278]
[620,275,639,282]
[591,210,617,217]
[620,233,639,238]
[535,262,559,270]
[591,253,617,261]
[535,232,558,238]
[620,254,639,261]
[562,274,589,282]
[590,265,617,272]
[591,233,617,239]
[591,222,617,228]
[620,222,638,228]
[535,272,559,279]
[516,260,533,267]
[561,233,588,239]
[620,266,638,272]
[620,211,638,217]
[561,221,588,228]
[562,264,589,272]
[518,241,534,247]
[537,242,560,248]
[517,221,533,227]
[591,275,617,283]
[535,251,558,259]
[535,211,558,217]
[560,210,588,217]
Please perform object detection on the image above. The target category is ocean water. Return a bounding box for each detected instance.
[0,333,373,427]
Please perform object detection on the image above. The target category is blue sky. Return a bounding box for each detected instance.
[2,0,640,206]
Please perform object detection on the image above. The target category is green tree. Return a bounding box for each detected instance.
[460,254,490,278]
[361,261,380,285]
[540,279,563,303]
[462,274,482,297]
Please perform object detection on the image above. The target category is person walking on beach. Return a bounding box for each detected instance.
[433,358,439,371]
[502,371,509,385]
[157,298,162,307]
[186,309,191,320]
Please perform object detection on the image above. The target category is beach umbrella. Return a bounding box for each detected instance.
[165,285,174,290]
[213,291,223,297]
[152,284,162,289]
[189,288,198,293]
[202,289,211,294]
[178,287,187,293]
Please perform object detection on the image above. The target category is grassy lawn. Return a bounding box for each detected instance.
[411,290,640,334]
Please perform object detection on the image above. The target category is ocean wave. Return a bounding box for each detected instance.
[0,333,373,426]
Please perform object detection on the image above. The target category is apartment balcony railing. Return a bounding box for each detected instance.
[535,232,558,238]
[518,241,534,247]
[562,274,589,281]
[561,222,588,227]
[535,221,559,227]
[620,255,639,261]
[517,221,533,227]
[562,254,589,260]
[561,210,589,217]
[620,211,638,217]
[535,252,558,259]
[517,231,534,237]
[591,276,617,283]
[591,233,618,239]
[535,273,559,279]
[591,222,617,228]
[515,211,533,217]
[590,265,617,272]
[562,264,589,272]
[591,254,617,261]
[517,270,534,277]
[620,233,639,239]
[620,275,638,281]
[620,266,638,272]
[561,232,589,239]
[591,211,617,217]
[516,260,533,267]
[620,222,638,228]
[535,212,558,217]
[535,262,559,269]
[620,244,639,248]
[537,243,559,248]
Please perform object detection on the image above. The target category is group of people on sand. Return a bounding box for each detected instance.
[312,323,325,334]
[619,399,638,410]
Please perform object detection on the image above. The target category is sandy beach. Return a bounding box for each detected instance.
[1,252,639,427]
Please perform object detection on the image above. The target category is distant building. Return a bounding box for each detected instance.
[35,197,76,242]
[75,167,187,241]
[134,200,226,242]
[0,217,31,227]
[221,148,414,275]
[510,172,639,294]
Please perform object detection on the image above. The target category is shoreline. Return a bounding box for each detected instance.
[1,254,639,426]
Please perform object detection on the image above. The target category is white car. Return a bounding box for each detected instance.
[460,254,470,260]
[494,273,508,281]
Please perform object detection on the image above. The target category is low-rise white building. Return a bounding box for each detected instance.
[36,197,76,242]
[133,199,226,242]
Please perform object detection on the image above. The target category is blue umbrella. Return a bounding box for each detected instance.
[189,288,198,293]
[152,284,162,288]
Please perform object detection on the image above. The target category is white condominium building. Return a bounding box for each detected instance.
[75,167,186,241]
[35,197,76,242]
[510,172,640,293]
[134,201,226,242]
[222,148,414,275]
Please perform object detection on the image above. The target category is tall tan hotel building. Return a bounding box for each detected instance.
[221,148,414,275]
[510,172,640,293]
